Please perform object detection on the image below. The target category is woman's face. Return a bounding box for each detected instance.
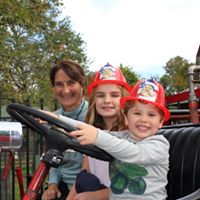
[54,69,83,111]
[95,84,122,121]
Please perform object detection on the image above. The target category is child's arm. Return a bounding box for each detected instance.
[42,111,168,164]
[69,124,169,164]
[58,114,86,127]
[39,110,86,127]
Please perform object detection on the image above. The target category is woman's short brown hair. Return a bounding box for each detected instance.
[50,59,86,88]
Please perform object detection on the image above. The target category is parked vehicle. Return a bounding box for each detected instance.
[0,122,22,151]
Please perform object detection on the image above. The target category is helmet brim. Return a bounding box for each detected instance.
[88,80,132,95]
[120,97,170,121]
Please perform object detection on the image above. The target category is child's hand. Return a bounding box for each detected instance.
[68,123,98,145]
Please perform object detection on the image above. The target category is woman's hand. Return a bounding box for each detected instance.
[42,183,61,200]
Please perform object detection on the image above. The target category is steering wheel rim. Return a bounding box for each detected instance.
[7,103,114,162]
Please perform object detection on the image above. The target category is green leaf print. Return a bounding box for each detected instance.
[110,159,148,179]
[109,159,148,195]
[110,172,128,194]
[128,176,146,194]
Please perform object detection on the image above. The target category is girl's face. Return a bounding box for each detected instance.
[95,84,122,121]
[126,101,164,141]
[54,69,83,111]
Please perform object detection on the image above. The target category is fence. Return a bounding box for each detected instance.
[0,97,58,200]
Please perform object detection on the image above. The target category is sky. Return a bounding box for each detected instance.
[62,0,200,78]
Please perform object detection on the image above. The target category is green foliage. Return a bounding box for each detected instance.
[160,56,194,95]
[85,71,96,88]
[0,1,195,106]
[119,64,139,87]
[0,0,88,108]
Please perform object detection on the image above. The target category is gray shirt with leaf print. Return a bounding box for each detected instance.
[95,130,169,200]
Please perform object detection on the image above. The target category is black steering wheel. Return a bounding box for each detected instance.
[6,103,114,162]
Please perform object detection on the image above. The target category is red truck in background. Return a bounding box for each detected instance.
[166,65,200,125]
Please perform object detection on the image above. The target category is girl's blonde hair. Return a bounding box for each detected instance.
[86,85,129,131]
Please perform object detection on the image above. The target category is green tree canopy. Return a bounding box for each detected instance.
[0,0,88,108]
[160,56,194,95]
[119,64,139,87]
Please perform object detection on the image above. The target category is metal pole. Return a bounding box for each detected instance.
[188,65,200,123]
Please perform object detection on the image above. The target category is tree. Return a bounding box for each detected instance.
[0,0,88,108]
[160,56,194,95]
[119,64,139,87]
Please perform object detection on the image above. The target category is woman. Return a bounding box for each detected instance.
[42,59,88,200]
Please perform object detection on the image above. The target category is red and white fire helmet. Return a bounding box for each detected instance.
[88,63,132,94]
[120,79,170,121]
